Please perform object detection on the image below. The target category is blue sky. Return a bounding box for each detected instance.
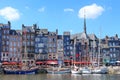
[0,0,120,38]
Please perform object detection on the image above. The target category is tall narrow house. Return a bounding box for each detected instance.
[0,21,11,62]
[22,24,37,64]
[9,30,22,62]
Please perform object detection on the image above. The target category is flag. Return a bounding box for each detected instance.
[23,29,27,34]
[76,54,79,57]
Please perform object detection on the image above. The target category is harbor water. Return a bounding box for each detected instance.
[0,74,120,80]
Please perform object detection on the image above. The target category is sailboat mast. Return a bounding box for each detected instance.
[98,28,101,67]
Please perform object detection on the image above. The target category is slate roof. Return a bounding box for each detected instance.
[71,32,98,40]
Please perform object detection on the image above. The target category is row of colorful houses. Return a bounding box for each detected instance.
[0,20,120,66]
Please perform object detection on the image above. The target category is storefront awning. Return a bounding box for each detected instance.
[9,62,17,65]
[73,61,91,64]
[36,61,43,64]
[46,60,58,64]
[2,62,9,65]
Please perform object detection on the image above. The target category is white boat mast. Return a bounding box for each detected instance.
[98,27,101,67]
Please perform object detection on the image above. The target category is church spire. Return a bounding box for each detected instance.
[84,10,86,34]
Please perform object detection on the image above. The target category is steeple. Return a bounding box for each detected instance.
[84,10,86,34]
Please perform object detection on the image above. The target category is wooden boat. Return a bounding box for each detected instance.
[3,67,38,74]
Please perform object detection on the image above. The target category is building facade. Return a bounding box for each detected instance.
[9,30,22,62]
[63,32,71,61]
[0,21,11,62]
[35,29,48,60]
[47,30,57,60]
[57,35,64,65]
[102,35,120,65]
[0,26,2,62]
[22,24,37,60]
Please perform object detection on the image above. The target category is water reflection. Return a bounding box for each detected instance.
[0,74,120,80]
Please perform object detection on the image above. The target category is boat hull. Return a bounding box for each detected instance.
[4,68,38,74]
[92,68,108,74]
[47,69,71,74]
[71,70,82,74]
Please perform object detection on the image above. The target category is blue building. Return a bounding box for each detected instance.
[57,35,64,65]
[63,32,71,61]
[35,29,48,60]
[70,38,81,62]
[0,27,2,62]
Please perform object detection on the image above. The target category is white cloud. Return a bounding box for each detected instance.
[64,8,74,12]
[0,7,20,21]
[38,7,45,12]
[78,3,104,19]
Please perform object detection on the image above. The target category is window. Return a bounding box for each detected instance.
[67,42,69,45]
[53,49,56,53]
[27,35,30,39]
[14,48,16,52]
[110,48,112,52]
[70,46,72,50]
[10,48,12,52]
[7,36,9,39]
[67,37,69,40]
[7,30,9,34]
[3,35,5,39]
[31,41,34,45]
[38,44,44,47]
[35,49,37,53]
[113,42,115,46]
[39,49,42,53]
[113,48,116,52]
[35,38,39,42]
[67,46,69,49]
[53,43,56,47]
[3,53,5,57]
[27,41,30,46]
[113,54,116,58]
[4,30,6,34]
[67,52,69,55]
[110,54,112,58]
[49,49,52,53]
[14,43,16,46]
[31,35,34,39]
[18,43,20,46]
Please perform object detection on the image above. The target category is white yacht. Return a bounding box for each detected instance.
[81,67,92,74]
[71,66,82,74]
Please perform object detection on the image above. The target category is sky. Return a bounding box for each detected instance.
[0,0,120,38]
